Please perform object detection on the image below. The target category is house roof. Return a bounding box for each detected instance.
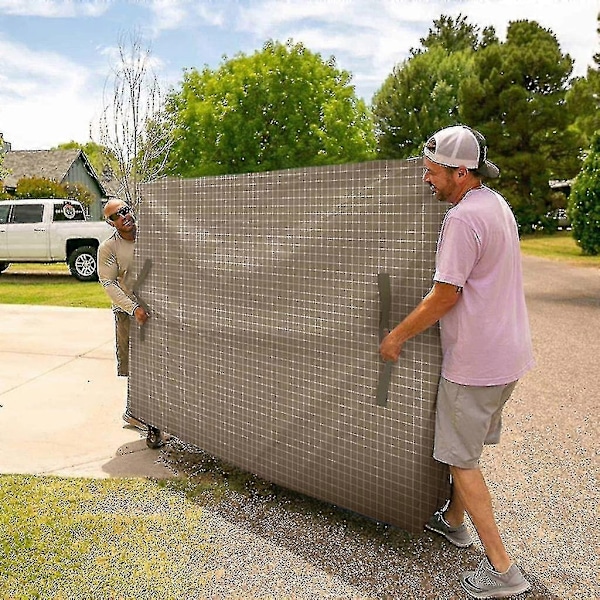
[1,149,110,196]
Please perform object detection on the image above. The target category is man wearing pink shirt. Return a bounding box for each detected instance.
[380,125,534,598]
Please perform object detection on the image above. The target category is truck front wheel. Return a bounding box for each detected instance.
[68,246,98,282]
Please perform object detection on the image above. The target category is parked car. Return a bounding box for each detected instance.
[0,198,113,281]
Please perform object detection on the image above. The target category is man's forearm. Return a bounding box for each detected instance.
[100,279,138,315]
[379,282,460,362]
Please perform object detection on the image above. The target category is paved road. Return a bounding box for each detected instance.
[482,254,599,599]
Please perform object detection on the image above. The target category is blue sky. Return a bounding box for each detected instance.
[0,0,598,151]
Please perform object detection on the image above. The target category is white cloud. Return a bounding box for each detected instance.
[145,0,228,37]
[99,38,166,75]
[434,0,598,78]
[232,0,598,100]
[146,0,190,35]
[0,0,108,17]
[192,1,227,28]
[231,0,445,99]
[0,39,102,149]
[0,0,596,150]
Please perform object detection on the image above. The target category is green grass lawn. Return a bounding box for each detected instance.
[0,454,408,598]
[0,234,597,310]
[0,475,214,598]
[0,263,111,308]
[519,230,600,266]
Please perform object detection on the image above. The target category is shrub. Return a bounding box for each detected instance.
[14,177,93,207]
[63,182,92,207]
[568,134,600,255]
[15,177,68,199]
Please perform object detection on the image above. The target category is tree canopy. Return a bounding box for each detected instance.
[373,46,475,159]
[56,141,116,181]
[0,134,7,181]
[459,19,581,231]
[164,40,376,177]
[373,15,586,232]
[417,13,484,54]
[566,16,600,151]
[373,14,499,159]
[9,176,92,206]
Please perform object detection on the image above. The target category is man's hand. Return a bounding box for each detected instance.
[134,305,149,325]
[379,331,403,363]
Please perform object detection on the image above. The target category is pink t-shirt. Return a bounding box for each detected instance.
[434,186,535,386]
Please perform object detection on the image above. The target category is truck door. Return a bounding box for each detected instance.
[6,203,50,260]
[0,203,10,258]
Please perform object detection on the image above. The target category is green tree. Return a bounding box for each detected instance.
[568,133,600,255]
[459,20,580,232]
[0,133,7,181]
[11,177,91,205]
[373,14,495,159]
[566,14,600,150]
[164,40,375,177]
[55,141,117,182]
[63,182,93,207]
[373,47,475,159]
[417,13,481,53]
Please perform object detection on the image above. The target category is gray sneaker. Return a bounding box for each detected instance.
[425,510,473,548]
[461,557,531,598]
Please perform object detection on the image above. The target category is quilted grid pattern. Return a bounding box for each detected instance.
[129,159,449,533]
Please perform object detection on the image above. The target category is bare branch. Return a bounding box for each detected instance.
[96,32,177,210]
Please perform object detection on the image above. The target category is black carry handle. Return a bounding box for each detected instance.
[132,259,152,342]
[376,273,393,406]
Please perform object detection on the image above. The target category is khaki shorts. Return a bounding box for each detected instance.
[433,377,518,469]
[114,310,131,377]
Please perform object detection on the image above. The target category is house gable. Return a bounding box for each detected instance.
[1,149,109,220]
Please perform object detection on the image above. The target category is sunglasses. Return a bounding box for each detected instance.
[108,206,131,221]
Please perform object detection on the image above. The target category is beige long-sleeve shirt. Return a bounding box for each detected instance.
[97,231,139,315]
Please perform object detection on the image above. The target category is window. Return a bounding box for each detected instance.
[0,204,9,225]
[11,204,44,224]
[53,201,85,221]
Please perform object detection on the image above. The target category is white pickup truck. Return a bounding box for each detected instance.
[0,198,113,281]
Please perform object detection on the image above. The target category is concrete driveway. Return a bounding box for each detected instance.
[0,304,173,478]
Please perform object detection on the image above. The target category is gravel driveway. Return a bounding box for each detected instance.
[155,254,599,600]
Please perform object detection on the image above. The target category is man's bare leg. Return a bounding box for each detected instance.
[443,476,467,527]
[449,465,512,573]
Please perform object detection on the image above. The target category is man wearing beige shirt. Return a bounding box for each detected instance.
[98,199,149,426]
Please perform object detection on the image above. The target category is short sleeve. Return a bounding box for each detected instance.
[434,215,480,288]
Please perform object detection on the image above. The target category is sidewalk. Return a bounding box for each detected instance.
[0,304,173,478]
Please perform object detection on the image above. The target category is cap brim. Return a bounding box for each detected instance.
[477,160,500,178]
